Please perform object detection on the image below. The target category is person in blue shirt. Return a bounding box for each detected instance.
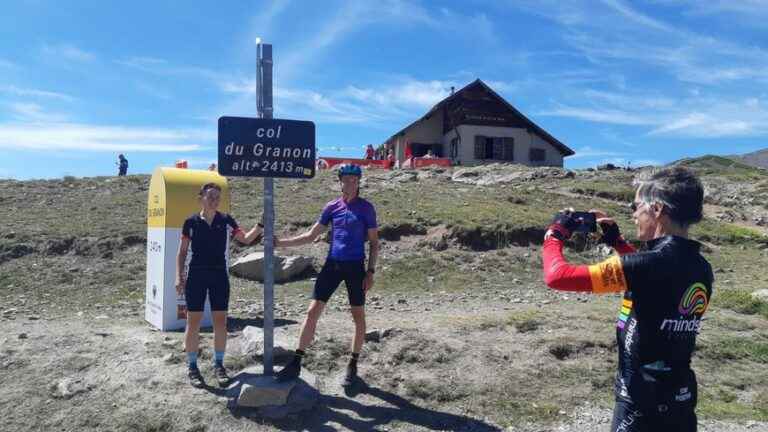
[117,154,128,176]
[274,164,380,386]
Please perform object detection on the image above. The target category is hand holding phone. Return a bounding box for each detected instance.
[570,211,597,233]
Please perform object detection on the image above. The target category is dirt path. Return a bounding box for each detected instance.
[3,297,767,432]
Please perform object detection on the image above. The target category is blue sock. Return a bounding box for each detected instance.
[215,350,225,367]
[187,351,198,369]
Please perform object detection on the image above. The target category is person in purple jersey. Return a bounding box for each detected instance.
[274,164,380,386]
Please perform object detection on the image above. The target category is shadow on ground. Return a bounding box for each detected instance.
[228,375,501,431]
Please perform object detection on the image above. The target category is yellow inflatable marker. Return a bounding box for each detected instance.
[145,167,230,330]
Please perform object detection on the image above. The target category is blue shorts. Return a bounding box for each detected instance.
[184,268,230,312]
[313,260,366,306]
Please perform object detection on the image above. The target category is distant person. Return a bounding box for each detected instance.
[387,149,395,168]
[423,150,435,159]
[208,163,217,172]
[364,144,374,160]
[274,164,379,387]
[542,166,712,431]
[175,183,264,388]
[117,154,128,176]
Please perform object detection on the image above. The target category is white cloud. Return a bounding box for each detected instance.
[42,43,95,62]
[218,77,462,124]
[649,113,757,138]
[8,102,69,122]
[541,89,768,138]
[516,0,768,85]
[116,56,223,81]
[600,0,679,33]
[673,0,768,19]
[0,85,74,101]
[568,146,627,159]
[274,1,499,80]
[0,123,207,152]
[539,106,655,126]
[133,81,172,101]
[343,80,454,109]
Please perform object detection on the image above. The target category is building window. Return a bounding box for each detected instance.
[530,148,546,162]
[474,135,514,161]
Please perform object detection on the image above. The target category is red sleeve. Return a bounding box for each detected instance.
[542,235,629,294]
[542,237,593,292]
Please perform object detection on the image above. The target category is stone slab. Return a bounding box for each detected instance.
[235,366,320,415]
[238,376,297,408]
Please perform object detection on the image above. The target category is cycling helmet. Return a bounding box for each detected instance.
[337,163,362,178]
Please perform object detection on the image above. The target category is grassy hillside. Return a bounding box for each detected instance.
[1,159,767,430]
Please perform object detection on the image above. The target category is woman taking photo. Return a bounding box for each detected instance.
[175,182,263,388]
[542,166,713,431]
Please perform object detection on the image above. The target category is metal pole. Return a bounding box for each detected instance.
[258,41,275,375]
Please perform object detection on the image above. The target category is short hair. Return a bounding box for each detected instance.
[198,182,221,196]
[633,166,704,228]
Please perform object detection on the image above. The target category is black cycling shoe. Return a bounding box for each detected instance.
[341,362,357,387]
[275,359,301,383]
[188,367,204,388]
[214,364,231,388]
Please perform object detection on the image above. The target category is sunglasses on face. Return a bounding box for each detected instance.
[630,201,645,212]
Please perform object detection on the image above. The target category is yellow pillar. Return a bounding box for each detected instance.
[145,167,230,330]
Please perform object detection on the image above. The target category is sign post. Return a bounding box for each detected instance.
[218,42,315,376]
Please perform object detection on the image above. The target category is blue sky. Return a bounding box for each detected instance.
[1,0,767,179]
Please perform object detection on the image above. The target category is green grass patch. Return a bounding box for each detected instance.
[505,310,543,333]
[693,219,767,244]
[676,155,768,182]
[699,386,768,421]
[376,254,475,294]
[715,288,768,319]
[698,336,768,363]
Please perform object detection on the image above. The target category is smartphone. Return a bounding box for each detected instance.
[571,211,597,233]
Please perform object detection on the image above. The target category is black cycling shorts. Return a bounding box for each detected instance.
[611,367,698,432]
[313,259,366,306]
[184,268,230,312]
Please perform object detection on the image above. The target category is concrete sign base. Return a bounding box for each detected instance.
[233,367,320,419]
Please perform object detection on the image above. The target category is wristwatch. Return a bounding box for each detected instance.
[257,223,264,228]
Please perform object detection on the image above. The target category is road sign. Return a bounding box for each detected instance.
[218,116,315,179]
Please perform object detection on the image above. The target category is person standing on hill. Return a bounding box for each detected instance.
[117,154,128,176]
[541,166,713,431]
[175,183,264,388]
[274,163,379,387]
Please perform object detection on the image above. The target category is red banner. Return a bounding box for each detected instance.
[316,157,393,170]
[404,157,452,169]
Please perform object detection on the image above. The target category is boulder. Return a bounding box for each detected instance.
[51,377,93,399]
[751,289,768,303]
[230,253,314,283]
[238,325,295,361]
[236,367,319,415]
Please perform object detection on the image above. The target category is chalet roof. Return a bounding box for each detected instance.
[385,79,574,156]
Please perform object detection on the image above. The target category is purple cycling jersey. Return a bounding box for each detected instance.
[319,197,377,261]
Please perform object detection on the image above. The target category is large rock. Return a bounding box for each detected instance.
[51,377,93,399]
[751,289,768,303]
[236,367,320,416]
[230,252,313,283]
[238,376,297,408]
[238,325,295,362]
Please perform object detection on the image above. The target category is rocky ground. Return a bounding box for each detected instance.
[1,157,768,431]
